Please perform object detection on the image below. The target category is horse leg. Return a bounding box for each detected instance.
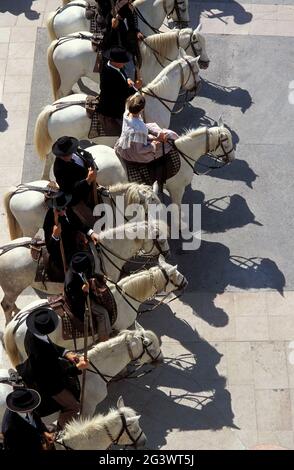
[165,183,186,235]
[41,152,54,180]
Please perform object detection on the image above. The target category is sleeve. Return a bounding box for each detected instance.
[43,210,61,258]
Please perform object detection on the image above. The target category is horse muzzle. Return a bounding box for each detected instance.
[199,60,210,70]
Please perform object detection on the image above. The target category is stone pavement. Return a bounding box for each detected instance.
[1,0,294,450]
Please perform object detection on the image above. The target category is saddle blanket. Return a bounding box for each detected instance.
[126,147,181,187]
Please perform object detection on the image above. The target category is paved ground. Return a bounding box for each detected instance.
[1,0,294,450]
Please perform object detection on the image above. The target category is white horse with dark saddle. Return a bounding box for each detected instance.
[51,0,189,40]
[4,182,160,240]
[85,120,236,215]
[3,256,183,360]
[47,26,207,99]
[36,55,201,179]
[0,221,170,322]
[1,323,163,418]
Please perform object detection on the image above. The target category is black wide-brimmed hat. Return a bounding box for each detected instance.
[71,251,94,275]
[105,46,131,63]
[47,191,72,210]
[6,388,41,413]
[26,307,59,336]
[52,136,79,157]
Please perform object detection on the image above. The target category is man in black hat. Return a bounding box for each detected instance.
[97,46,141,135]
[43,191,100,276]
[52,136,97,207]
[2,388,55,451]
[64,252,112,341]
[16,307,88,429]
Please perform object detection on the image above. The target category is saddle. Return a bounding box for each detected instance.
[31,242,65,286]
[126,146,181,191]
[48,287,117,341]
[85,95,107,139]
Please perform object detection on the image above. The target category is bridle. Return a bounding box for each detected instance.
[143,57,201,115]
[163,0,188,25]
[86,333,162,383]
[173,127,235,175]
[57,412,144,450]
[183,31,210,68]
[108,265,187,317]
[97,231,169,276]
[104,412,144,448]
[134,0,188,34]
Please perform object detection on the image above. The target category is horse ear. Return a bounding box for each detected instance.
[117,396,125,409]
[126,415,141,424]
[218,115,224,128]
[195,23,202,33]
[135,321,144,332]
[169,264,178,274]
[158,254,165,265]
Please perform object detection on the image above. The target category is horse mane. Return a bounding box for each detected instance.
[143,31,179,60]
[118,265,165,301]
[87,330,131,359]
[108,182,160,206]
[63,406,136,442]
[175,126,207,145]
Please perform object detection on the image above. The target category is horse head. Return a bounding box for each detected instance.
[158,254,188,293]
[179,24,210,69]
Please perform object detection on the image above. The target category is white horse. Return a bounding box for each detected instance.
[47,26,207,99]
[36,55,201,179]
[0,221,170,322]
[86,120,236,216]
[4,182,160,240]
[52,0,189,39]
[3,256,186,358]
[1,323,163,419]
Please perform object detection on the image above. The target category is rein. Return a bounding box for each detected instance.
[172,128,234,175]
[142,58,199,114]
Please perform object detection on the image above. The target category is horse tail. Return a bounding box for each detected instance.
[47,40,61,100]
[46,11,57,41]
[3,189,23,240]
[62,0,71,5]
[4,321,21,368]
[34,105,54,160]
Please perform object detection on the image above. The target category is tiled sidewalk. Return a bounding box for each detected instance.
[1,0,294,449]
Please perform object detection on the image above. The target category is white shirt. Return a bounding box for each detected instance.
[71,153,85,167]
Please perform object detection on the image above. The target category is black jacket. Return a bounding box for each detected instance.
[53,149,95,205]
[2,409,48,452]
[64,268,105,322]
[43,207,91,270]
[16,331,80,396]
[97,62,136,118]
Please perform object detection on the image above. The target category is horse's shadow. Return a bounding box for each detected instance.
[0,0,40,20]
[190,0,253,29]
[97,306,236,448]
[205,158,258,188]
[197,79,253,114]
[168,238,285,327]
[183,189,262,233]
